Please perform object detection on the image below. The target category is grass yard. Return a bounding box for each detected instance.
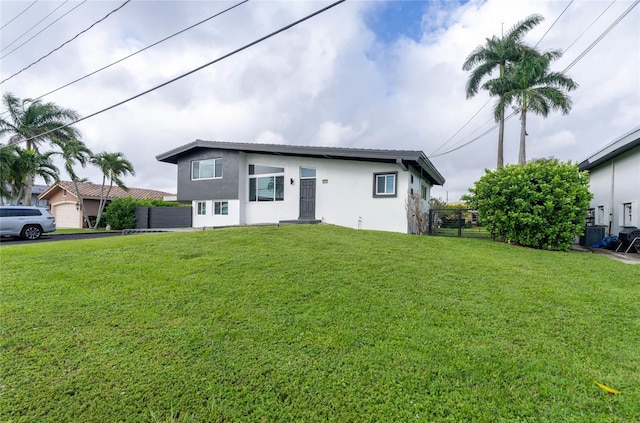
[1,225,639,422]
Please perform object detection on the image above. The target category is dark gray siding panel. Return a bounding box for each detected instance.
[135,207,192,229]
[176,149,240,201]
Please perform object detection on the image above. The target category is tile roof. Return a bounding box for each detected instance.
[39,181,174,201]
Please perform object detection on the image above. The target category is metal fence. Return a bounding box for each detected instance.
[427,208,491,238]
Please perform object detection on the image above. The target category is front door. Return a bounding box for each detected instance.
[299,178,316,219]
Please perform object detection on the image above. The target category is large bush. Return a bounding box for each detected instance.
[104,197,181,230]
[464,159,592,250]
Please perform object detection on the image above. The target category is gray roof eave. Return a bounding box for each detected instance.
[157,140,445,185]
[578,127,640,171]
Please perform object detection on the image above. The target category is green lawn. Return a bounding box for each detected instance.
[1,225,638,422]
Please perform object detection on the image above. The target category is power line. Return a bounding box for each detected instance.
[0,0,39,31]
[27,0,249,103]
[0,0,131,85]
[562,0,616,55]
[430,3,575,160]
[5,0,347,149]
[535,0,573,47]
[563,0,639,73]
[429,99,491,156]
[432,0,637,159]
[1,1,88,59]
[1,0,70,54]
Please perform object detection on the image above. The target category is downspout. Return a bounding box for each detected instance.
[609,158,615,236]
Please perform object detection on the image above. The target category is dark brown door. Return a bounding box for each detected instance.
[299,179,316,219]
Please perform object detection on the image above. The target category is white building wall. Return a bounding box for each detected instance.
[588,146,640,235]
[188,152,437,233]
[192,199,241,227]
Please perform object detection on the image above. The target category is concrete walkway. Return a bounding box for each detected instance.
[571,244,640,264]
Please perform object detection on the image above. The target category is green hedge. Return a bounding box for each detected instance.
[464,159,592,250]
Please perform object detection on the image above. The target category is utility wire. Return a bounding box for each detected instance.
[563,0,639,72]
[1,0,131,85]
[429,2,574,159]
[1,1,88,59]
[27,0,249,103]
[5,0,347,149]
[432,0,636,159]
[562,0,616,55]
[1,0,70,54]
[429,99,491,156]
[535,0,573,47]
[0,0,39,31]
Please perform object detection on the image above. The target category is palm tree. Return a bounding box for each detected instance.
[91,151,135,229]
[53,138,94,227]
[0,144,19,204]
[6,147,59,205]
[462,14,543,168]
[0,92,80,204]
[485,51,577,166]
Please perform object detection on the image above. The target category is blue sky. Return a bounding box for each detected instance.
[0,0,638,201]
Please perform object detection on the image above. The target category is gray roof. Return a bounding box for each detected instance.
[157,140,445,185]
[579,126,640,171]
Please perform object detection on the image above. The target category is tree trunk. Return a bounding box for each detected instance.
[497,110,505,169]
[72,179,92,228]
[518,108,527,166]
[24,174,33,205]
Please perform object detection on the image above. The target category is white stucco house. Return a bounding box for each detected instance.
[578,126,640,236]
[156,141,445,233]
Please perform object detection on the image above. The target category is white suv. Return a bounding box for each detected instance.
[0,206,57,240]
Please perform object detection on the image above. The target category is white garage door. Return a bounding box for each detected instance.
[54,203,81,228]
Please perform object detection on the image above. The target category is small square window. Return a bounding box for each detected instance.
[196,201,207,215]
[373,172,397,197]
[214,201,228,215]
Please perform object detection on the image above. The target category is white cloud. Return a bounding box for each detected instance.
[1,0,638,200]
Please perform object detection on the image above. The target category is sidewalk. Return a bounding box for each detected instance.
[570,244,640,265]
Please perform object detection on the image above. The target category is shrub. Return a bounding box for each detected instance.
[104,198,183,230]
[463,159,592,250]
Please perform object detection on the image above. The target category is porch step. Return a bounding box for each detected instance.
[279,219,322,225]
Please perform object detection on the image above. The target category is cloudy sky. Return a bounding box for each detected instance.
[1,0,638,201]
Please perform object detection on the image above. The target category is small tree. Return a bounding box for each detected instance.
[464,159,591,250]
[406,192,428,235]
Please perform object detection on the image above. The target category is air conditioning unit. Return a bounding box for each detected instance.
[580,226,606,247]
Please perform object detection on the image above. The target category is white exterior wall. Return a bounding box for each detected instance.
[190,153,437,233]
[192,199,241,227]
[587,145,640,235]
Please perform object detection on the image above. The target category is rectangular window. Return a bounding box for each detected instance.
[300,167,316,178]
[597,205,606,226]
[196,201,207,215]
[373,172,397,197]
[192,158,222,180]
[421,185,427,200]
[249,164,284,202]
[214,201,228,215]
[623,202,633,226]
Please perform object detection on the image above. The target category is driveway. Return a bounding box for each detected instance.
[0,232,124,245]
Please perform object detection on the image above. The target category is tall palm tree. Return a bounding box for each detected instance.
[0,92,80,204]
[91,151,135,229]
[485,50,577,166]
[53,138,94,227]
[7,147,59,205]
[463,14,543,168]
[0,144,19,204]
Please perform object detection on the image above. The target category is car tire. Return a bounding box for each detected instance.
[21,225,42,240]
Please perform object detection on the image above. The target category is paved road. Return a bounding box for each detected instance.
[0,232,124,246]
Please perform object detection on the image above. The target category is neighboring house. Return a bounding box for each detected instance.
[579,126,640,236]
[156,140,445,233]
[1,184,49,207]
[38,181,174,228]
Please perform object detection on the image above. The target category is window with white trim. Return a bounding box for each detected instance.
[623,202,633,227]
[214,201,228,215]
[373,172,397,197]
[196,201,207,215]
[596,205,606,226]
[192,158,222,180]
[249,164,284,202]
